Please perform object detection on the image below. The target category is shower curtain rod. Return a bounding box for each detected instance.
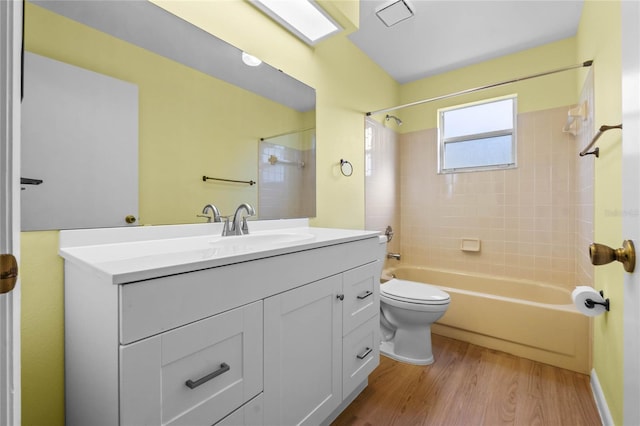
[260,127,315,141]
[365,60,593,117]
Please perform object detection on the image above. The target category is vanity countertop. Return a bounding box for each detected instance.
[59,219,379,284]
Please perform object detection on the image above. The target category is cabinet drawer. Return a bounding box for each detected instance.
[119,238,380,344]
[343,315,380,398]
[342,261,380,336]
[119,301,263,426]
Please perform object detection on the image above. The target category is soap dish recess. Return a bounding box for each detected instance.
[460,238,481,252]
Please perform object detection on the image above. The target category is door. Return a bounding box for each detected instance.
[0,1,22,425]
[622,2,640,424]
[21,52,139,231]
[263,275,343,426]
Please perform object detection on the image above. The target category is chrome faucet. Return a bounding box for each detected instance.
[198,204,222,223]
[387,253,401,260]
[229,203,256,236]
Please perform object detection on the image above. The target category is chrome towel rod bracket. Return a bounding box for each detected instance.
[579,124,622,158]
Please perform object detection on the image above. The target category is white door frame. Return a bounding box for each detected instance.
[0,1,22,425]
[622,1,640,425]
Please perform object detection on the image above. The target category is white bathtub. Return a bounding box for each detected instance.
[383,265,590,373]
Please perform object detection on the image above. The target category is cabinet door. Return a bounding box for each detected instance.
[264,275,343,426]
[120,301,262,426]
[342,261,380,336]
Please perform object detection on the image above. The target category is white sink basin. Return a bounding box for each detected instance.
[62,231,316,265]
[209,232,315,248]
[204,232,316,257]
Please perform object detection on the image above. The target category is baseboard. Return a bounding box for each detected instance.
[591,368,614,426]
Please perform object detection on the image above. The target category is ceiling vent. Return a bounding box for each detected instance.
[375,0,414,27]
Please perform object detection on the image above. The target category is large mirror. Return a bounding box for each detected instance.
[22,0,316,231]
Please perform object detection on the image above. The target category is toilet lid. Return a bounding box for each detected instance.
[381,279,450,304]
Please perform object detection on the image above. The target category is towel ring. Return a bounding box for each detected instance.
[340,159,353,177]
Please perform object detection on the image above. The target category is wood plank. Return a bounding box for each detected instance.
[333,334,601,426]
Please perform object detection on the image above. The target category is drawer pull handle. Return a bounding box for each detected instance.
[357,347,372,360]
[185,362,230,389]
[357,290,373,300]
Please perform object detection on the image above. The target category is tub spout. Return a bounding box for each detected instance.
[387,253,401,260]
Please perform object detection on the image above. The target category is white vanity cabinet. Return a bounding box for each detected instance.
[61,224,380,426]
[263,261,380,426]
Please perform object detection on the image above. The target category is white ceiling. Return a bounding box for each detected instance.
[32,0,585,107]
[348,0,585,84]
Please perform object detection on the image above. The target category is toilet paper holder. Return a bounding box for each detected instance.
[584,290,610,312]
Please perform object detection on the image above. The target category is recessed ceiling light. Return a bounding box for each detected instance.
[376,0,414,27]
[242,52,262,67]
[251,0,341,45]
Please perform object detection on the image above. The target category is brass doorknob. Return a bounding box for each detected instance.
[589,240,635,273]
[0,254,18,294]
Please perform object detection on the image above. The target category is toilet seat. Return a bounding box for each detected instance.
[381,279,450,305]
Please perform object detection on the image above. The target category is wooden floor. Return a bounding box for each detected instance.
[333,334,601,426]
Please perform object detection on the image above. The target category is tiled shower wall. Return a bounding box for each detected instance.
[398,104,594,290]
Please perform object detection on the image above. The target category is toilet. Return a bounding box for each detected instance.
[377,236,450,365]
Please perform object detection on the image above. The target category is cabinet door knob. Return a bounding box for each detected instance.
[336,294,344,301]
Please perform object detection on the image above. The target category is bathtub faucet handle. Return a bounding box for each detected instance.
[387,253,401,260]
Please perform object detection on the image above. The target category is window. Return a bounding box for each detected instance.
[438,95,517,173]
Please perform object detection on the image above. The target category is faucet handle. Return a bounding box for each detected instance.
[202,204,222,223]
[196,214,212,223]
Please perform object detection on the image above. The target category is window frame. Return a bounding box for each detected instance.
[437,95,518,174]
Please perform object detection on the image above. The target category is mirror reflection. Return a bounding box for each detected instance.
[22,0,316,231]
[259,129,316,219]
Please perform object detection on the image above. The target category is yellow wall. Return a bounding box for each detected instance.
[577,1,624,424]
[21,1,397,424]
[20,232,64,426]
